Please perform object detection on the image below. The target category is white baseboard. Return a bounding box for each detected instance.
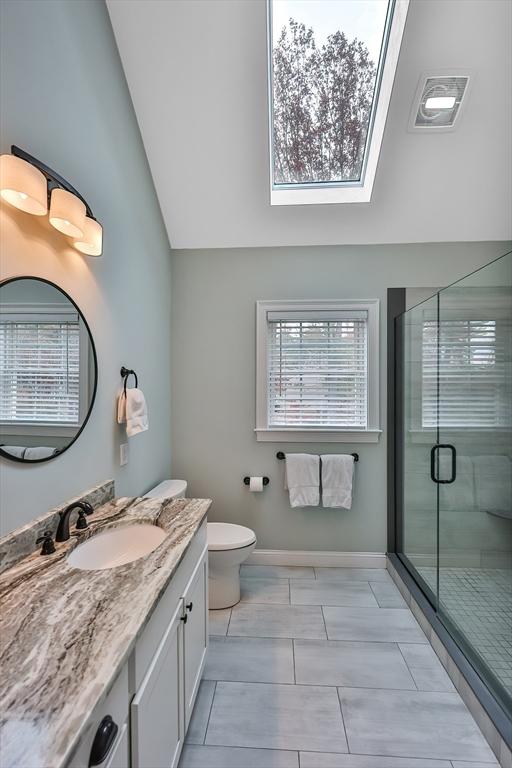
[246,549,387,568]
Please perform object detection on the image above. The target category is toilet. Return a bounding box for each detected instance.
[207,522,257,610]
[144,479,187,500]
[144,479,257,610]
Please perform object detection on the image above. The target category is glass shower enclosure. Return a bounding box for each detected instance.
[395,251,511,725]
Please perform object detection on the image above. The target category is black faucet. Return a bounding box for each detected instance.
[56,501,94,542]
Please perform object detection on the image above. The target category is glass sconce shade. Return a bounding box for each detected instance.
[73,217,103,256]
[1,148,103,257]
[49,188,86,238]
[0,154,48,215]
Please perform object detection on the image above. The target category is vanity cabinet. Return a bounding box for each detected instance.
[131,601,185,768]
[183,548,208,728]
[131,546,208,768]
[65,522,208,768]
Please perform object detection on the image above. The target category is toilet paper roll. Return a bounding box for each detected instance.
[249,476,264,492]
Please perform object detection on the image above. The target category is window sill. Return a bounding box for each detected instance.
[255,428,382,443]
[270,184,372,206]
[0,423,79,437]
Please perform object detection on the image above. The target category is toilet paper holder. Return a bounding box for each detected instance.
[243,476,270,486]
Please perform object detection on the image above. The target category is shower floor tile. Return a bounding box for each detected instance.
[418,566,512,697]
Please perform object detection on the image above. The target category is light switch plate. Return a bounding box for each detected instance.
[120,443,128,466]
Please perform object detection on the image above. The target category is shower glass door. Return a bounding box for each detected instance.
[437,254,512,714]
[398,251,512,717]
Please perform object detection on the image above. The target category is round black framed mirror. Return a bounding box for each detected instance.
[0,276,98,463]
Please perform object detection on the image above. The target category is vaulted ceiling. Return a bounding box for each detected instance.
[107,0,511,249]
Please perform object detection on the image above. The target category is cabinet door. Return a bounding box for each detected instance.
[65,667,129,768]
[131,600,184,768]
[104,722,129,768]
[183,547,208,727]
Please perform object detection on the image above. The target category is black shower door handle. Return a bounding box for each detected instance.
[430,444,457,484]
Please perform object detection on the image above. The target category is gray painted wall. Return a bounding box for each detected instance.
[0,0,172,535]
[171,242,510,553]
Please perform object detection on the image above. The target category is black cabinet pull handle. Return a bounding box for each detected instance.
[89,715,118,766]
[181,614,188,624]
[186,602,193,612]
[430,444,457,484]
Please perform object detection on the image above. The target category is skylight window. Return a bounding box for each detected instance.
[268,0,409,205]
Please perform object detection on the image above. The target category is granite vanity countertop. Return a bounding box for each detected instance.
[0,495,211,768]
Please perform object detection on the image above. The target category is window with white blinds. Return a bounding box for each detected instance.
[0,316,80,425]
[256,300,380,441]
[422,318,509,428]
[267,311,368,428]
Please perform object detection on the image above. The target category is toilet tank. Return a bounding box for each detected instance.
[144,479,187,500]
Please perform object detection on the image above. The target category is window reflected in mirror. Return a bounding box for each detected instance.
[0,277,97,463]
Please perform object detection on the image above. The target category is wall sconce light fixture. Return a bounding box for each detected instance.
[0,145,103,256]
[0,153,48,216]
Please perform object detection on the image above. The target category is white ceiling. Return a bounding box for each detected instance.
[107,0,512,249]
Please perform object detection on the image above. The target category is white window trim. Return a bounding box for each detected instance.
[0,302,89,434]
[268,0,410,206]
[256,299,381,442]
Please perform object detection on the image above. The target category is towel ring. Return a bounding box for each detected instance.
[120,366,138,395]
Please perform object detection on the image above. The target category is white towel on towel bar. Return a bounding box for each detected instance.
[117,388,149,437]
[284,453,320,507]
[321,454,354,509]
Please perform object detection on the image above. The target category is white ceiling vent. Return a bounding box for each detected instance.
[410,74,470,132]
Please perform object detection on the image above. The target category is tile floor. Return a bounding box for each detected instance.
[179,565,499,768]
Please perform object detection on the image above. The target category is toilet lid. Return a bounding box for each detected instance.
[207,522,256,551]
[144,479,187,499]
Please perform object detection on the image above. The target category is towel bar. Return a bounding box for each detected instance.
[276,450,359,462]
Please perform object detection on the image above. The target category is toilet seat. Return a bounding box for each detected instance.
[207,522,256,551]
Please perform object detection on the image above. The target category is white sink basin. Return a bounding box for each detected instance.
[68,524,166,570]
